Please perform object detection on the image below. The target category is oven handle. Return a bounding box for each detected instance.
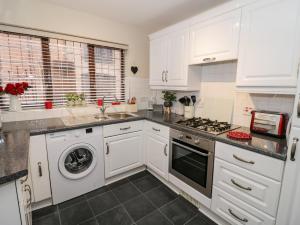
[171,141,210,157]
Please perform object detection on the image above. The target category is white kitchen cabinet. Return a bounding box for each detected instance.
[236,0,300,94]
[149,36,167,86]
[145,133,169,180]
[104,131,143,178]
[189,9,241,65]
[149,27,201,90]
[29,135,52,203]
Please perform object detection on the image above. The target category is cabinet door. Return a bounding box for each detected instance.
[149,37,167,86]
[276,127,300,225]
[189,9,241,65]
[104,131,143,178]
[145,133,169,180]
[166,29,189,86]
[236,0,300,88]
[29,135,52,203]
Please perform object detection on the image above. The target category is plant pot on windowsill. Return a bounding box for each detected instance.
[9,95,22,112]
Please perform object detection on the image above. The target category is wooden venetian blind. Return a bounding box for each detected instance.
[0,31,126,109]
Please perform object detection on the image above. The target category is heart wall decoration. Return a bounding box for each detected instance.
[131,66,138,75]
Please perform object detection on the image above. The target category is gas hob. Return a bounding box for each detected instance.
[176,117,239,135]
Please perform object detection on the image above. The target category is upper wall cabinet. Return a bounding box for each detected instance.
[236,0,300,94]
[149,27,201,90]
[189,9,241,65]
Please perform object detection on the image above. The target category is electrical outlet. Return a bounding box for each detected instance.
[243,106,254,116]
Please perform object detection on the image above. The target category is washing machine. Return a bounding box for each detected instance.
[46,126,105,204]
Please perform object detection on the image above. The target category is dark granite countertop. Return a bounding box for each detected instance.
[0,110,288,185]
[216,127,288,161]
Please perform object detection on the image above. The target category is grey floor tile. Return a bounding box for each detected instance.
[108,178,130,190]
[112,182,141,203]
[58,195,86,210]
[185,213,218,225]
[132,174,162,193]
[78,218,99,225]
[32,205,58,221]
[32,212,60,225]
[85,186,110,200]
[161,197,198,225]
[124,195,155,222]
[60,201,93,225]
[127,170,150,181]
[136,210,172,225]
[88,191,120,215]
[145,185,177,208]
[96,205,133,225]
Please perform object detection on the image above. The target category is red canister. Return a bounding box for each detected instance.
[45,101,53,109]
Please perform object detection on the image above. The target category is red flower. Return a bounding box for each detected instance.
[4,82,30,95]
[22,82,29,90]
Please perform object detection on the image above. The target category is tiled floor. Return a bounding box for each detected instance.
[32,171,218,225]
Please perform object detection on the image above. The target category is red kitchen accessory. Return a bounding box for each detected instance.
[111,102,121,105]
[44,101,53,109]
[250,110,287,138]
[97,99,103,106]
[227,131,252,140]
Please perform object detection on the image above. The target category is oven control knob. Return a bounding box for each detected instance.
[194,139,200,144]
[178,134,184,139]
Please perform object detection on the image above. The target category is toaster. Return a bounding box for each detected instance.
[250,110,288,138]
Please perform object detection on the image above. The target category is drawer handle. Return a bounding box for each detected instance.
[228,208,248,223]
[164,144,168,156]
[291,137,299,161]
[233,154,255,165]
[38,162,43,177]
[203,57,211,62]
[106,143,110,155]
[231,179,252,191]
[120,126,131,131]
[152,127,160,132]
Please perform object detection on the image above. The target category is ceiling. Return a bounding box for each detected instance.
[41,0,229,32]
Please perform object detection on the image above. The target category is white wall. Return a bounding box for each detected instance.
[0,0,152,117]
[156,61,295,127]
[0,0,149,79]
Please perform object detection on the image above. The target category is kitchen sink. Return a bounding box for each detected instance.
[106,113,136,119]
[94,115,110,121]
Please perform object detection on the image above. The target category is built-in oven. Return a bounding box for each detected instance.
[169,129,215,198]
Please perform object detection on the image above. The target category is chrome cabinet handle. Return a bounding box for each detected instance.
[38,162,42,177]
[152,127,160,132]
[231,179,252,191]
[233,154,255,164]
[165,70,168,82]
[228,209,248,223]
[164,144,168,156]
[106,143,110,155]
[203,57,216,62]
[24,184,32,206]
[162,71,165,82]
[120,126,131,131]
[291,137,299,161]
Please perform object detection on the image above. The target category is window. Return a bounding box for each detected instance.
[0,31,125,109]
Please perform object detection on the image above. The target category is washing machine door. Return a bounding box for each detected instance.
[58,144,97,180]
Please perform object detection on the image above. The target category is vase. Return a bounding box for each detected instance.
[9,95,22,111]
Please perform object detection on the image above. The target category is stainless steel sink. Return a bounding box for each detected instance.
[106,113,136,119]
[94,115,110,121]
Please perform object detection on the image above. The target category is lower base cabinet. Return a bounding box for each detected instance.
[104,131,144,178]
[145,133,169,180]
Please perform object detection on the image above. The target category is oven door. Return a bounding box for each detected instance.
[169,139,214,198]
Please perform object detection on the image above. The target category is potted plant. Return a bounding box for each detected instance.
[162,91,176,113]
[0,82,30,111]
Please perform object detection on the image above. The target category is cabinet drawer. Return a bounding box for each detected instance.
[212,187,275,225]
[215,142,284,181]
[103,121,143,137]
[214,158,281,216]
[145,121,169,138]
